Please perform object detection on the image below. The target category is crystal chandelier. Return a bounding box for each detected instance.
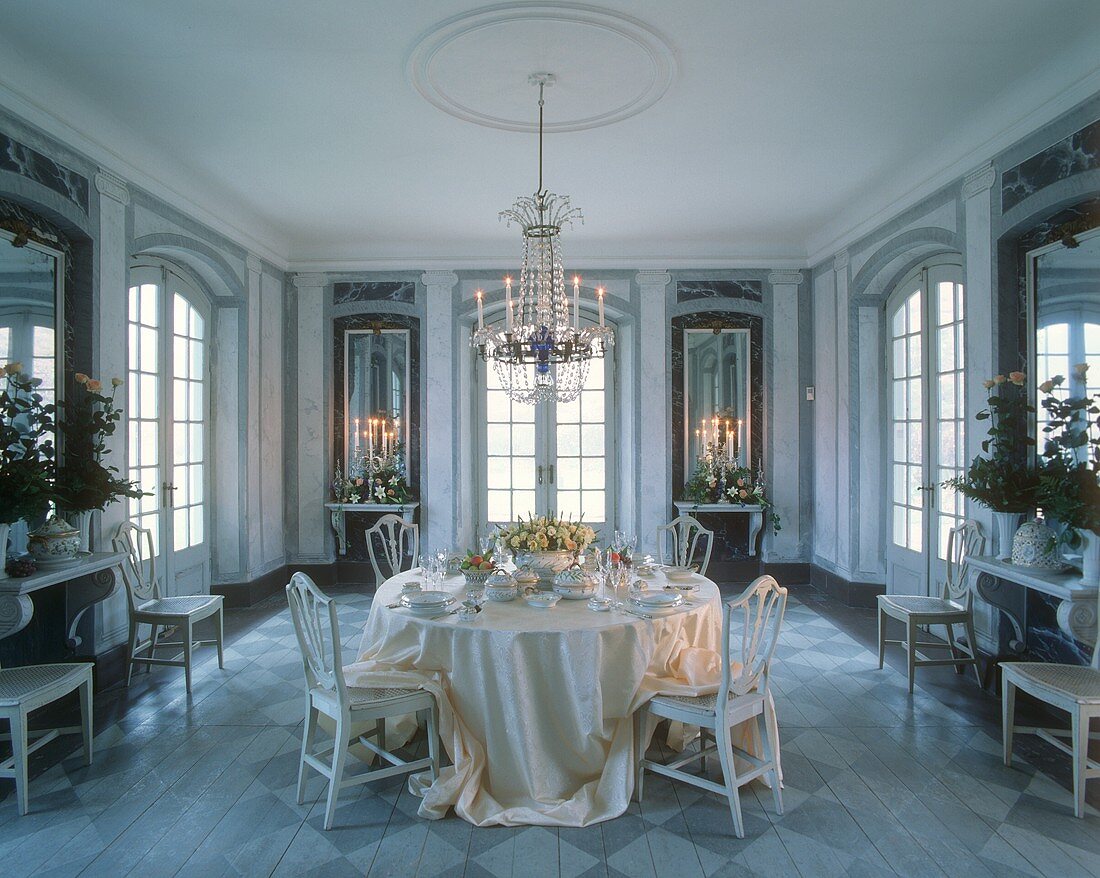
[471,73,614,405]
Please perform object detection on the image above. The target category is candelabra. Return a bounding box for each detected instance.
[692,414,744,498]
[350,413,403,479]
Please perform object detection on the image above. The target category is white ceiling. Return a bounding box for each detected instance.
[0,1,1098,270]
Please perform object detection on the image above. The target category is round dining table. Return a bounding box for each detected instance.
[345,568,727,827]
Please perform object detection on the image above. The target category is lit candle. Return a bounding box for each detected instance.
[367,420,374,460]
[476,289,484,330]
[354,417,360,449]
[701,419,707,447]
[505,276,513,331]
[573,276,580,330]
[737,419,743,464]
[726,420,733,461]
[597,286,605,326]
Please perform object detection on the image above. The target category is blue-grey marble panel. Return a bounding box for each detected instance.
[1001,117,1100,212]
[0,131,89,213]
[333,281,415,305]
[676,280,762,303]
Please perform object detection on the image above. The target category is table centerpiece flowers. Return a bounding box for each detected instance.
[1034,364,1100,585]
[942,371,1037,559]
[497,512,597,587]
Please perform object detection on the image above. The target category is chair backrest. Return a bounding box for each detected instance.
[1092,578,1100,672]
[656,514,714,576]
[286,572,348,707]
[112,522,160,611]
[943,519,985,603]
[719,575,788,705]
[365,514,419,584]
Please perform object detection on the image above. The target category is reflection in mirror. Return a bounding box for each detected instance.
[684,328,750,473]
[345,329,409,472]
[0,230,61,406]
[1030,227,1100,441]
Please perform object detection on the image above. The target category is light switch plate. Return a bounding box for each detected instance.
[805,386,815,401]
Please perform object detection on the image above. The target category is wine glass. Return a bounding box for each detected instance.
[479,535,493,557]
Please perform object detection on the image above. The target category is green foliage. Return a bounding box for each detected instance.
[683,462,781,531]
[53,376,145,513]
[0,366,55,525]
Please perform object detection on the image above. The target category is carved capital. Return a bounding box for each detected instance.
[420,270,459,289]
[962,162,997,199]
[634,271,671,288]
[94,169,130,205]
[0,592,34,640]
[292,273,327,289]
[1057,595,1098,648]
[767,271,803,286]
[833,250,849,272]
[245,254,263,275]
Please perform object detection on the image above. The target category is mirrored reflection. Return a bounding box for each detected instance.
[684,328,750,471]
[1032,230,1100,433]
[345,329,409,469]
[0,232,60,406]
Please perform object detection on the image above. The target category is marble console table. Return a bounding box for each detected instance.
[0,551,126,649]
[324,502,419,556]
[674,501,764,557]
[969,556,1097,653]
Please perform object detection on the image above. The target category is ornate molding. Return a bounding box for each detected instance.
[0,592,34,640]
[292,272,327,289]
[420,270,459,289]
[833,250,849,272]
[66,567,120,650]
[245,254,263,275]
[962,162,997,199]
[1057,594,1098,648]
[94,169,130,205]
[767,271,803,286]
[635,271,671,288]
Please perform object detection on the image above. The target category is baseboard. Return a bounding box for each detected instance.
[762,562,810,585]
[88,641,127,691]
[213,564,291,608]
[809,565,885,608]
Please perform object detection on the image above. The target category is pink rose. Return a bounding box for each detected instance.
[1008,371,1025,386]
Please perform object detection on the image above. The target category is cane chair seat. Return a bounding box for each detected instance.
[879,595,967,617]
[347,685,424,706]
[1003,663,1100,703]
[134,595,222,619]
[0,663,92,708]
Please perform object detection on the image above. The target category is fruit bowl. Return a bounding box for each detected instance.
[459,550,496,585]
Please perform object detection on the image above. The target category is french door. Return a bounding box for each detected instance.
[886,259,966,597]
[126,264,211,596]
[477,326,613,540]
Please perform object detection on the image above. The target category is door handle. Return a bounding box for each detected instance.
[537,465,544,485]
[162,481,177,508]
[548,464,555,484]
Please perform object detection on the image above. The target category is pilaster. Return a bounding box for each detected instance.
[294,273,328,560]
[246,254,263,574]
[767,271,802,559]
[636,271,671,553]
[421,271,459,551]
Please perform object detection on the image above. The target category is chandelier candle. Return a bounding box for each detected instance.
[476,289,484,330]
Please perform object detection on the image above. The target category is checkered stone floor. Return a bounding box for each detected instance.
[1,587,1097,877]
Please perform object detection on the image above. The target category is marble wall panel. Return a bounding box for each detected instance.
[333,281,415,305]
[0,131,88,213]
[1001,117,1100,213]
[676,280,762,303]
[260,272,285,566]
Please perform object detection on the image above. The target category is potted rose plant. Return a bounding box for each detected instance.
[0,363,55,577]
[944,371,1036,559]
[1034,364,1099,585]
[52,373,144,551]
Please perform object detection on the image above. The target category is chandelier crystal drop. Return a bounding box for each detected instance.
[471,73,613,405]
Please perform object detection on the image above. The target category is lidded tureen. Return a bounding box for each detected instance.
[552,565,599,600]
[28,515,82,567]
[484,568,518,602]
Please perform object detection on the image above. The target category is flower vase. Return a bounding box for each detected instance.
[0,522,9,580]
[71,510,93,553]
[513,550,576,589]
[992,511,1021,561]
[1078,528,1100,587]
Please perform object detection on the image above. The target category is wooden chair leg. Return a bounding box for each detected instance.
[324,714,349,830]
[216,608,225,670]
[183,619,193,694]
[426,703,440,781]
[877,607,886,670]
[634,709,646,803]
[906,618,917,694]
[1072,709,1087,819]
[297,702,318,805]
[715,721,745,838]
[376,718,386,754]
[148,623,161,674]
[759,709,783,816]
[945,622,964,675]
[80,675,94,766]
[126,619,139,687]
[1002,679,1016,767]
[10,709,30,815]
[964,618,983,687]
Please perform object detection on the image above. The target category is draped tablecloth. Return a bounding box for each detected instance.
[344,570,725,827]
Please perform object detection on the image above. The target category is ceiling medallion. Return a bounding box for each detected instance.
[471,73,613,405]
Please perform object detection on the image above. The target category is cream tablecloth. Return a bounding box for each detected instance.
[345,570,726,827]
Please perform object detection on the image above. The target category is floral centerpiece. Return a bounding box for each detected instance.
[332,441,413,505]
[1,364,55,576]
[943,371,1036,558]
[53,373,144,549]
[1034,364,1099,585]
[497,512,597,587]
[683,462,781,531]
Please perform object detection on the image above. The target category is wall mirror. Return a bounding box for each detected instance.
[683,327,751,473]
[1027,226,1100,447]
[345,328,409,472]
[0,228,63,405]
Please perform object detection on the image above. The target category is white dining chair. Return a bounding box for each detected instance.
[657,514,714,576]
[877,520,985,693]
[1,659,93,815]
[636,574,787,837]
[113,522,224,694]
[286,572,440,830]
[365,514,419,585]
[1002,581,1100,818]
